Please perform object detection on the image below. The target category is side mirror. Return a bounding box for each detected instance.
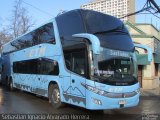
[72,33,101,54]
[134,44,152,62]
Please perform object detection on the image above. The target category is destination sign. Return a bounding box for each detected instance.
[109,49,130,57]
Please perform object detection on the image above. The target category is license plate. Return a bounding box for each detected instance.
[119,100,126,105]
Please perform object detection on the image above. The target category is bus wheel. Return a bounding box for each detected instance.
[49,84,63,108]
[9,79,14,91]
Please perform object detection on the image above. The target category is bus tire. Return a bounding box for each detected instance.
[49,84,64,108]
[9,79,14,91]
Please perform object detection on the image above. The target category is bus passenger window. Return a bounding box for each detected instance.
[46,61,59,75]
[32,23,55,45]
[13,58,59,75]
[39,59,59,75]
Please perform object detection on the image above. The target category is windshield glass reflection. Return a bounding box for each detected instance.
[92,48,138,86]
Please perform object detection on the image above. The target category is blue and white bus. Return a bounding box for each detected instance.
[1,9,147,110]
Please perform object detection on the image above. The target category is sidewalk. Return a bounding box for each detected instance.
[140,87,160,96]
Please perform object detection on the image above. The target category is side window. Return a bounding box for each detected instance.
[13,60,38,74]
[39,58,59,75]
[72,51,86,77]
[64,51,87,77]
[64,53,72,71]
[32,23,55,45]
[10,23,55,51]
[13,58,59,75]
[62,38,89,78]
[28,59,39,74]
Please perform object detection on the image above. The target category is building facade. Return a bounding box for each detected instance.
[126,22,160,89]
[81,0,135,22]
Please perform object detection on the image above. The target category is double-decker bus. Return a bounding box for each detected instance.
[1,9,148,110]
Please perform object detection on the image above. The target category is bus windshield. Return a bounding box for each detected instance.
[94,24,134,52]
[92,48,137,86]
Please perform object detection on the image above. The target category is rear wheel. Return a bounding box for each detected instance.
[49,84,64,108]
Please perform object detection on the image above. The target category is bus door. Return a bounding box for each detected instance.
[70,51,86,107]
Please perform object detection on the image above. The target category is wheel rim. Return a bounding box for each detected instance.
[52,89,60,104]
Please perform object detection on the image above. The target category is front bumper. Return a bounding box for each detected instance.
[85,92,140,110]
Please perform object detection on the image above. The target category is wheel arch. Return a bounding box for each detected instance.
[48,80,60,97]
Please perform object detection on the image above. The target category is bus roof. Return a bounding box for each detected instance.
[56,9,134,52]
[56,9,123,36]
[2,9,134,53]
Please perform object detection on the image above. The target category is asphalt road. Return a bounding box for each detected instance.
[0,85,160,120]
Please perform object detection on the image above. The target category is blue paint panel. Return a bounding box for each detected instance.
[85,80,139,110]
[69,73,86,107]
[86,91,139,110]
[10,44,60,62]
[60,76,71,104]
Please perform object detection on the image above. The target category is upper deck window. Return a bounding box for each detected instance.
[32,23,55,45]
[10,23,55,51]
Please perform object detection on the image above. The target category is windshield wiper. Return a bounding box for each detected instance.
[92,75,110,82]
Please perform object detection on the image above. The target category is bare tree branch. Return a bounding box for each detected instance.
[0,29,12,51]
[9,0,35,38]
[0,0,35,49]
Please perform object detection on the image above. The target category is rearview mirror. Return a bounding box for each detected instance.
[72,33,101,54]
[134,44,152,62]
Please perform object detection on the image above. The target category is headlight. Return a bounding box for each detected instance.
[135,88,140,94]
[81,83,108,96]
[81,83,139,98]
[92,98,102,105]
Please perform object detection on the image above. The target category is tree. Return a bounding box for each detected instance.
[0,0,34,49]
[9,0,34,38]
[0,29,12,51]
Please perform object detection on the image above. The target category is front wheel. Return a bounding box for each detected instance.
[49,84,64,108]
